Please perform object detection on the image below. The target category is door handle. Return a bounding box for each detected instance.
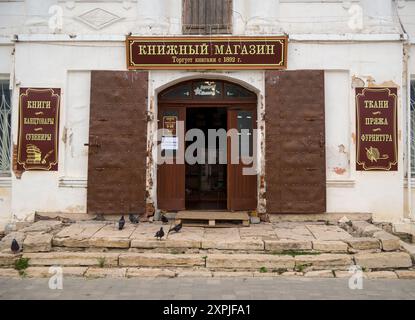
[84,143,101,147]
[319,133,325,147]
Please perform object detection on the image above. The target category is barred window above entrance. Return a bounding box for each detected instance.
[182,0,232,35]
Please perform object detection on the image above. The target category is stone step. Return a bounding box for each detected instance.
[23,252,120,267]
[2,266,412,279]
[119,253,206,268]
[351,221,382,237]
[16,250,413,272]
[35,212,95,223]
[0,253,19,267]
[270,212,372,223]
[206,253,295,270]
[50,235,384,252]
[175,211,250,227]
[354,252,412,270]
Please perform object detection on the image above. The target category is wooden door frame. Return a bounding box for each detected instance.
[157,105,186,211]
[227,105,257,211]
[157,102,258,211]
[157,79,258,211]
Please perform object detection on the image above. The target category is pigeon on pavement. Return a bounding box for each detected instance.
[118,215,125,230]
[169,222,182,234]
[161,215,169,224]
[155,227,165,240]
[11,239,20,254]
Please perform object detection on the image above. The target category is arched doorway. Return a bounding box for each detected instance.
[157,79,258,212]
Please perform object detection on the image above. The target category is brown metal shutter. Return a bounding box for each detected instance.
[183,0,232,34]
[265,70,326,213]
[87,71,148,215]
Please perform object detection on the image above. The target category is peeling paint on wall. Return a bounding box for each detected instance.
[375,80,400,88]
[333,167,347,175]
[258,90,267,217]
[353,75,400,89]
[352,75,365,88]
[145,95,156,217]
[351,133,356,145]
[338,144,346,154]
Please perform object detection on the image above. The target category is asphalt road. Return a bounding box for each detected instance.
[1,277,415,300]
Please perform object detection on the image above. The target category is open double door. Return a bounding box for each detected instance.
[157,105,257,212]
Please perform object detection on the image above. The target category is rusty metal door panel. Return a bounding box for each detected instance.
[90,107,143,134]
[87,71,148,215]
[90,135,143,167]
[88,169,145,186]
[265,70,326,213]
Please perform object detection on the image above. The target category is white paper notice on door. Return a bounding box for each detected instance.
[161,136,178,150]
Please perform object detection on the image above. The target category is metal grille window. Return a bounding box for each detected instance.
[0,79,11,176]
[411,79,415,177]
[183,0,232,34]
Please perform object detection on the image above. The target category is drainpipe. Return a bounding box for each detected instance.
[406,43,414,221]
[397,4,413,221]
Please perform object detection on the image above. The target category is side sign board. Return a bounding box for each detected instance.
[17,88,61,171]
[356,87,398,171]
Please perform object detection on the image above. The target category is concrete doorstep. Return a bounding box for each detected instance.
[0,250,412,279]
[1,266,414,280]
[1,219,414,279]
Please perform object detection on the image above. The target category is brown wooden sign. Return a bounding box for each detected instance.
[17,88,60,171]
[356,87,398,171]
[126,36,288,70]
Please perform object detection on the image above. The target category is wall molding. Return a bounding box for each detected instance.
[58,177,356,189]
[0,177,12,188]
[59,177,87,188]
[327,179,355,188]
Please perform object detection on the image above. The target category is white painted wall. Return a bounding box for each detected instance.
[10,42,126,221]
[325,70,350,181]
[5,39,404,222]
[0,0,404,36]
[0,0,411,223]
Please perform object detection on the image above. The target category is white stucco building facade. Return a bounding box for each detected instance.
[0,0,414,226]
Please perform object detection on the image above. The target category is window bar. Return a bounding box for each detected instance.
[0,83,11,175]
[411,80,415,177]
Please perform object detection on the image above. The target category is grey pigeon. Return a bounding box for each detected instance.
[129,214,139,224]
[161,215,169,224]
[169,222,182,234]
[11,239,20,254]
[118,215,125,230]
[155,227,165,240]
